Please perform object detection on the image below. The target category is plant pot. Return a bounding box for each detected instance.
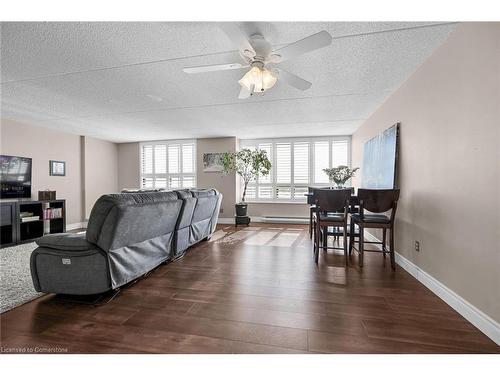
[235,203,248,217]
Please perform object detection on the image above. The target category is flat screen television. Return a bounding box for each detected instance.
[0,155,32,199]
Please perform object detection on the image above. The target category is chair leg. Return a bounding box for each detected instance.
[343,223,348,266]
[389,227,396,271]
[313,219,317,257]
[312,220,316,251]
[382,228,387,258]
[349,220,354,255]
[314,222,320,264]
[322,226,328,252]
[309,210,313,239]
[359,225,364,268]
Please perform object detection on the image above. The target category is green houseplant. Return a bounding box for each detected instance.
[221,148,272,218]
[323,165,359,189]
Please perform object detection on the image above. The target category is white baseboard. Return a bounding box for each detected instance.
[66,222,87,231]
[364,232,500,346]
[217,216,308,225]
[217,218,234,224]
[217,216,264,225]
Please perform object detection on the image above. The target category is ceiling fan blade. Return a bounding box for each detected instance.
[238,85,253,99]
[219,23,256,57]
[274,30,332,62]
[276,68,312,91]
[182,63,248,74]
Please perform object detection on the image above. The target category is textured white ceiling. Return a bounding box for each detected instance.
[0,22,457,142]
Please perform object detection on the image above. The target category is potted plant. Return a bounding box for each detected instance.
[221,148,272,219]
[323,165,359,189]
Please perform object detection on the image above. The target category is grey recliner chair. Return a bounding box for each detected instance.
[30,189,222,295]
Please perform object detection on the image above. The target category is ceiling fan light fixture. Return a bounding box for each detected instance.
[239,67,277,93]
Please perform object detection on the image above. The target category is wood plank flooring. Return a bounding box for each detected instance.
[1,223,498,354]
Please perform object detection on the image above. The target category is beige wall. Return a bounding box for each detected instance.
[197,138,237,218]
[1,119,119,225]
[0,119,84,224]
[117,142,141,190]
[83,137,118,219]
[351,23,500,321]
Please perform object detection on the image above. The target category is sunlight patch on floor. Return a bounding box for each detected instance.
[208,230,229,242]
[243,230,279,246]
[217,228,261,244]
[266,231,301,247]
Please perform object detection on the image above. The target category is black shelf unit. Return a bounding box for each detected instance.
[0,201,17,247]
[0,199,66,247]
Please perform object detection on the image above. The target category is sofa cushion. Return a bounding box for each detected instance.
[36,233,97,251]
[190,188,216,198]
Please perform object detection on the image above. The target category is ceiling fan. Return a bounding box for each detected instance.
[182,24,333,99]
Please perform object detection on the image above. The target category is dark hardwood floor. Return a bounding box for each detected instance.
[1,223,498,354]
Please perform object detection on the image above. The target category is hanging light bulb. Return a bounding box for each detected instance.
[239,66,277,93]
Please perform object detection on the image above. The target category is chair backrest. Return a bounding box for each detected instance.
[308,186,321,204]
[315,189,352,213]
[357,188,400,213]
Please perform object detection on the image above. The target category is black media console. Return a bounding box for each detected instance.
[0,199,66,248]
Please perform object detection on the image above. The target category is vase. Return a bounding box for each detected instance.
[335,182,345,189]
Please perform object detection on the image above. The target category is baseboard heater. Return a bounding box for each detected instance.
[260,216,308,224]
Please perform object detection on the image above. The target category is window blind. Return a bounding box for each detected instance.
[240,136,350,202]
[275,142,291,184]
[140,140,196,189]
[314,141,329,183]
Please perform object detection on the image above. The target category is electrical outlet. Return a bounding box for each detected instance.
[220,207,224,214]
[415,241,420,252]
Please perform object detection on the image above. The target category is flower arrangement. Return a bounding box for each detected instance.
[322,165,359,188]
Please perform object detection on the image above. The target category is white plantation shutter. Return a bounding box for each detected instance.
[154,145,167,174]
[142,145,153,174]
[169,176,181,188]
[258,186,273,199]
[142,177,153,188]
[275,142,291,184]
[276,186,291,199]
[239,137,350,202]
[332,140,349,167]
[293,142,309,184]
[182,175,196,188]
[182,143,195,173]
[293,186,308,200]
[155,177,167,188]
[314,141,330,183]
[140,140,196,189]
[168,144,180,174]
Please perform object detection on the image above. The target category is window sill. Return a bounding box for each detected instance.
[246,200,308,205]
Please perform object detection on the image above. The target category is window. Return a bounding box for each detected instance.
[140,140,196,189]
[240,137,350,202]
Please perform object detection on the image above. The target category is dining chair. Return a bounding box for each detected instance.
[349,188,400,270]
[312,188,352,265]
[308,187,321,239]
[330,187,357,243]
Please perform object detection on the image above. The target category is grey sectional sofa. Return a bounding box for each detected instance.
[30,188,222,295]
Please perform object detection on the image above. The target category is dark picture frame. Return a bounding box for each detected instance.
[49,160,66,176]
